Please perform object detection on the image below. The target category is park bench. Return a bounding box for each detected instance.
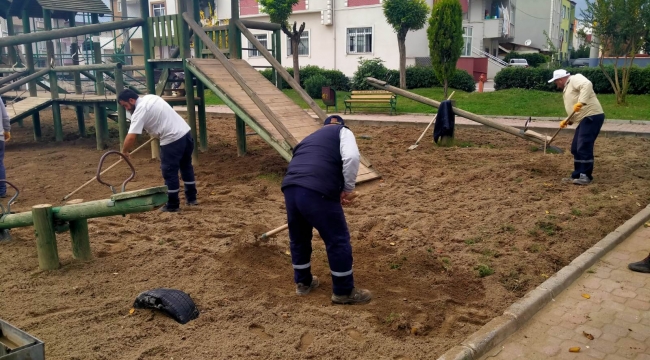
[344,90,397,115]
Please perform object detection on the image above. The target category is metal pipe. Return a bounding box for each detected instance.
[238,20,282,31]
[0,68,50,96]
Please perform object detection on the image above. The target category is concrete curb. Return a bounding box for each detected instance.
[436,204,650,360]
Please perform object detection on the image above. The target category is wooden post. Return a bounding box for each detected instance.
[22,10,41,141]
[44,9,64,142]
[140,0,155,94]
[70,15,86,137]
[69,219,92,261]
[32,204,60,270]
[228,0,246,155]
[273,29,283,90]
[193,0,207,152]
[236,118,247,156]
[91,15,108,150]
[115,63,128,149]
[179,7,199,165]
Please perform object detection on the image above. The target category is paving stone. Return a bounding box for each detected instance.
[627,323,650,338]
[607,251,631,261]
[599,300,626,312]
[591,338,618,354]
[575,324,603,339]
[603,355,631,360]
[584,348,607,359]
[548,325,578,340]
[575,300,602,314]
[625,298,650,311]
[634,354,650,360]
[581,277,602,290]
[611,288,637,299]
[598,279,622,293]
[602,324,631,338]
[615,337,647,357]
[614,311,640,324]
[563,313,589,325]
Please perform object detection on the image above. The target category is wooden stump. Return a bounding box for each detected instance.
[32,204,59,270]
[69,219,92,261]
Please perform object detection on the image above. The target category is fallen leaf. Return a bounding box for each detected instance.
[129,308,135,315]
[583,331,594,340]
[582,294,591,299]
[390,242,396,246]
[569,347,581,353]
[541,274,549,279]
[644,221,650,228]
[545,210,550,214]
[637,202,642,207]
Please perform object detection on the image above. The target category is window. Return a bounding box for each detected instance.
[287,30,310,56]
[152,3,166,17]
[347,27,372,54]
[117,2,122,12]
[248,34,267,57]
[462,26,472,57]
[562,6,567,19]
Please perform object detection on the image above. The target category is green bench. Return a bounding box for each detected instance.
[344,90,397,115]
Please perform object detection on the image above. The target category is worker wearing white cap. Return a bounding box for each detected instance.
[548,69,605,185]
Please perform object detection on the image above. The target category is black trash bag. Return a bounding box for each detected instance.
[433,100,455,143]
[133,288,199,324]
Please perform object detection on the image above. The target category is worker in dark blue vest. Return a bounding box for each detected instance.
[281,115,371,305]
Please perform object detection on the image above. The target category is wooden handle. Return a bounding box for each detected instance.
[62,138,155,201]
[547,111,577,146]
[260,224,289,239]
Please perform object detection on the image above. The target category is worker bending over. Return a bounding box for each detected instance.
[281,115,371,305]
[118,90,198,212]
[548,69,605,185]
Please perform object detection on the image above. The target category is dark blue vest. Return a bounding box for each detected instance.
[281,125,345,199]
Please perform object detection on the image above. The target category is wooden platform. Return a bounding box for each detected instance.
[187,58,380,184]
[4,97,52,124]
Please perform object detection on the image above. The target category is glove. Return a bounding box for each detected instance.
[3,132,9,142]
[573,103,583,113]
[559,119,569,129]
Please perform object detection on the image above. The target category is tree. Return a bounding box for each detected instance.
[258,0,305,85]
[427,0,463,98]
[581,0,650,104]
[382,0,429,89]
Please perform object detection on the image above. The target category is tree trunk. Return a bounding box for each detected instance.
[443,78,448,99]
[292,37,300,85]
[398,32,407,89]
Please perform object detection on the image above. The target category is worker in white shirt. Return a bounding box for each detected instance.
[118,90,198,212]
[548,70,605,185]
[0,97,10,198]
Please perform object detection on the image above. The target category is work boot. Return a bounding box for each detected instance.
[331,288,372,305]
[561,177,575,183]
[573,174,592,185]
[628,253,650,273]
[296,276,319,295]
[186,200,199,206]
[159,204,180,213]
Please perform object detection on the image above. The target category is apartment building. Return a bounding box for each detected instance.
[512,0,562,57]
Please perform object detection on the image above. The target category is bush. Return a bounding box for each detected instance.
[449,69,476,92]
[304,74,330,99]
[351,58,390,90]
[258,66,349,91]
[504,52,549,68]
[495,66,650,94]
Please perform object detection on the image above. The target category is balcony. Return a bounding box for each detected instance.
[483,18,514,39]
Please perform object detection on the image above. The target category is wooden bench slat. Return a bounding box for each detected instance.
[345,100,393,103]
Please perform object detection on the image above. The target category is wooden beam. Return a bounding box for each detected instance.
[365,77,548,146]
[186,62,293,161]
[0,71,26,87]
[239,19,282,31]
[0,18,146,48]
[69,219,92,261]
[0,67,49,96]
[183,13,298,148]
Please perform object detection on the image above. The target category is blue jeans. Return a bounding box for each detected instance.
[571,114,605,180]
[0,141,5,196]
[283,185,354,296]
[160,132,196,208]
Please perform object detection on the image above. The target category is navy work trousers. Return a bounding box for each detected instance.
[571,113,605,180]
[160,131,197,208]
[0,141,5,196]
[283,185,354,296]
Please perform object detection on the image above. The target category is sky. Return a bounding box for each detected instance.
[573,0,588,20]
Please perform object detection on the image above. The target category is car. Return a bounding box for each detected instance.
[571,58,590,67]
[508,59,529,68]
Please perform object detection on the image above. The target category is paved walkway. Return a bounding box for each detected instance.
[479,225,650,360]
[173,105,650,137]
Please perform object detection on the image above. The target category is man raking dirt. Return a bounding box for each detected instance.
[118,90,198,212]
[548,69,605,185]
[281,115,371,305]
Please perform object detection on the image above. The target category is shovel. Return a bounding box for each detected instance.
[407,91,455,151]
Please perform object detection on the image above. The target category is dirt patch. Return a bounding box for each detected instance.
[1,108,650,359]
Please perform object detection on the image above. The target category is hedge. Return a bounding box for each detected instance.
[351,58,475,92]
[494,66,650,94]
[260,66,350,92]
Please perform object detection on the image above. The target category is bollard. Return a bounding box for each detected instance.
[478,73,486,93]
[32,204,60,270]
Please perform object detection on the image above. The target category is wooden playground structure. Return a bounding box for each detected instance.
[0,0,381,184]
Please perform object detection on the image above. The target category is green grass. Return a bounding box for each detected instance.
[204,88,650,120]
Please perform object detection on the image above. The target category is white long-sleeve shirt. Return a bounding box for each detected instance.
[339,127,360,192]
[0,97,10,141]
